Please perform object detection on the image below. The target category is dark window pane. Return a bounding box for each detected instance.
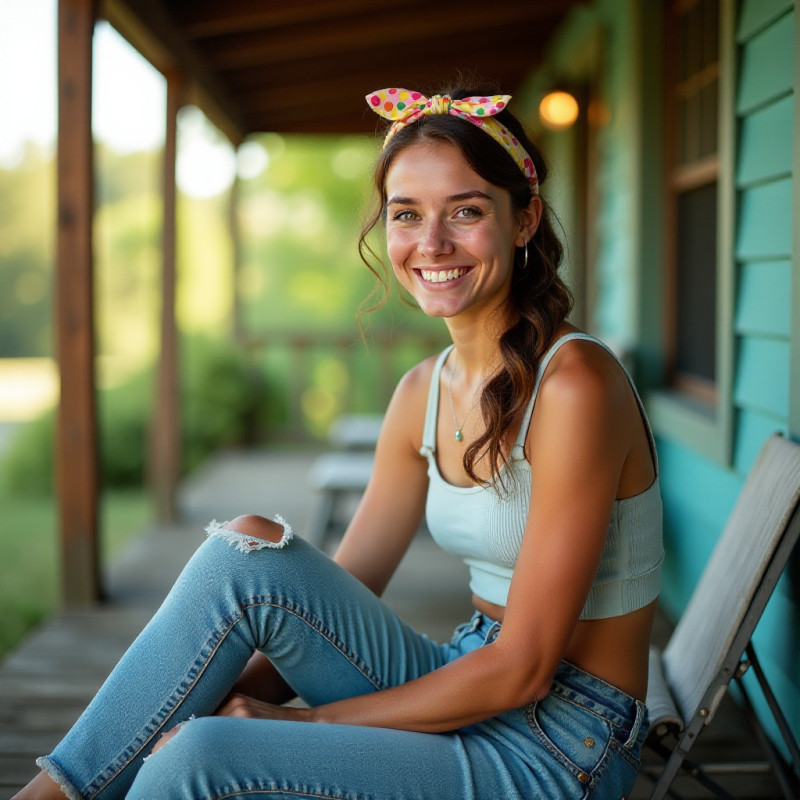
[675,182,717,381]
[679,13,691,81]
[703,0,719,68]
[700,79,719,158]
[687,3,702,76]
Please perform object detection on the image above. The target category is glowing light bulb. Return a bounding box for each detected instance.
[539,91,579,131]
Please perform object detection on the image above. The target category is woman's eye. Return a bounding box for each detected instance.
[455,206,483,219]
[391,209,418,222]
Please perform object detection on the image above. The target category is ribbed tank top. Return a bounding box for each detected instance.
[419,332,664,620]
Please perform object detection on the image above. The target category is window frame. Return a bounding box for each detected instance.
[644,0,735,465]
[664,0,721,403]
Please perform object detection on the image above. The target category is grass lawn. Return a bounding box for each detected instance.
[0,488,152,661]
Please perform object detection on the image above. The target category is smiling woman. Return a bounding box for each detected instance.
[383,144,538,322]
[16,83,662,800]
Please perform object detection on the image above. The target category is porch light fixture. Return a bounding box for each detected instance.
[538,90,579,130]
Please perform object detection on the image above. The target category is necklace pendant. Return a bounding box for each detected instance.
[455,429,463,442]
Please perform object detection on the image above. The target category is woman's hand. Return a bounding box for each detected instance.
[151,695,313,756]
[215,692,313,723]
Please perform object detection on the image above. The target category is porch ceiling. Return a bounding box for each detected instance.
[101,0,584,143]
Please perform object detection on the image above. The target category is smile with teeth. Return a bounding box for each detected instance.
[420,267,469,284]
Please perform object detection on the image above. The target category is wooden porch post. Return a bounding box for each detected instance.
[149,71,184,521]
[56,0,101,606]
[229,172,244,341]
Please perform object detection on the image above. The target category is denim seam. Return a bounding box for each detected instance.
[212,777,377,799]
[586,744,613,790]
[215,790,361,799]
[85,608,249,797]
[548,690,630,733]
[524,702,612,785]
[83,592,389,798]
[551,692,643,773]
[607,735,643,770]
[243,596,388,691]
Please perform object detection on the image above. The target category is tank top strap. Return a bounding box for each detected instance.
[420,345,455,458]
[510,333,576,458]
[511,332,659,476]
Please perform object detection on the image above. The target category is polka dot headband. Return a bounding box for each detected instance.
[366,88,538,194]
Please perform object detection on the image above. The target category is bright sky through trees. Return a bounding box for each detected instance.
[0,0,242,197]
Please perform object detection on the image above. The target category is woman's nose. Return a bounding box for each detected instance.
[417,219,455,258]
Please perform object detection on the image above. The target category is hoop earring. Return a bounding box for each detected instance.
[521,240,529,270]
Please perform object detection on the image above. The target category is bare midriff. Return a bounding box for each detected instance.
[472,593,657,701]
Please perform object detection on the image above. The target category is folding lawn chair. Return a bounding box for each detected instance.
[645,433,800,800]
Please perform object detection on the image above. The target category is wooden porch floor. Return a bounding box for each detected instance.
[0,449,786,798]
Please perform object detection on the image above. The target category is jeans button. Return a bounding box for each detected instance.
[577,771,590,784]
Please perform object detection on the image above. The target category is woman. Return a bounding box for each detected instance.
[16,85,662,800]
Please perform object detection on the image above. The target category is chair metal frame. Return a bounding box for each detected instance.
[644,434,800,800]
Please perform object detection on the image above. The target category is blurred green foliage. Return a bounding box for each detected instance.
[0,488,151,660]
[0,131,441,361]
[0,143,55,356]
[235,133,441,339]
[0,335,269,495]
[0,123,448,452]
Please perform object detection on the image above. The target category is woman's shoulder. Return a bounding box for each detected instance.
[536,333,632,423]
[382,350,446,446]
[393,350,444,403]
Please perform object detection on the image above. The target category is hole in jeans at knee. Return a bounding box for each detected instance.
[205,515,294,552]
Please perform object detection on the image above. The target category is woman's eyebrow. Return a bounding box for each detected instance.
[386,190,493,206]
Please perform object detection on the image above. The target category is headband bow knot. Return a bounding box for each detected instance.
[365,88,538,192]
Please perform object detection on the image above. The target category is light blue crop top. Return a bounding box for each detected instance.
[420,332,664,620]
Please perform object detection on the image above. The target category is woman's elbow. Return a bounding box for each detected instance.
[505,674,552,709]
[488,648,554,709]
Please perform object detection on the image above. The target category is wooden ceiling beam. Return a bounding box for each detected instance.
[245,64,538,133]
[101,0,249,142]
[172,0,429,40]
[198,3,573,72]
[221,27,548,93]
[233,53,544,117]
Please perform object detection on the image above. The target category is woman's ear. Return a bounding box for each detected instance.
[515,195,543,247]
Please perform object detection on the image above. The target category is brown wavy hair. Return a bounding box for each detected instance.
[359,84,573,487]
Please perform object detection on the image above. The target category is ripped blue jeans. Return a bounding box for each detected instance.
[38,520,647,800]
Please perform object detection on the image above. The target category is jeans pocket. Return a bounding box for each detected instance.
[526,694,613,781]
[448,620,474,648]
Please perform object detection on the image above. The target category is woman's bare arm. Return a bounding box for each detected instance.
[332,361,433,595]
[221,350,636,732]
[227,362,434,702]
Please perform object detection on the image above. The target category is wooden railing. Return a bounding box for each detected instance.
[237,328,449,442]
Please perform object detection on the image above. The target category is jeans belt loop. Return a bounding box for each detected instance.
[624,700,645,749]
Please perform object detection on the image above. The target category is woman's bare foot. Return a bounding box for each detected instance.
[11,770,67,800]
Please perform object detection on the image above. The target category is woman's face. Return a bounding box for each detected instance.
[383,141,538,322]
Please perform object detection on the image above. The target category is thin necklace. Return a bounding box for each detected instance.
[447,351,479,442]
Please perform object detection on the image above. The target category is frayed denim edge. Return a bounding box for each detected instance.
[205,515,294,552]
[35,756,84,800]
[142,714,197,762]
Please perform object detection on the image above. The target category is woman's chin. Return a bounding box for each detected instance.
[417,301,464,320]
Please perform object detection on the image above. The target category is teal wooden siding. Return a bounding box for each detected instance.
[737,0,794,39]
[732,408,787,474]
[735,260,792,337]
[737,95,793,184]
[733,338,791,418]
[737,179,793,258]
[655,436,743,619]
[544,0,798,759]
[730,1,796,758]
[652,0,797,759]
[736,10,794,113]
